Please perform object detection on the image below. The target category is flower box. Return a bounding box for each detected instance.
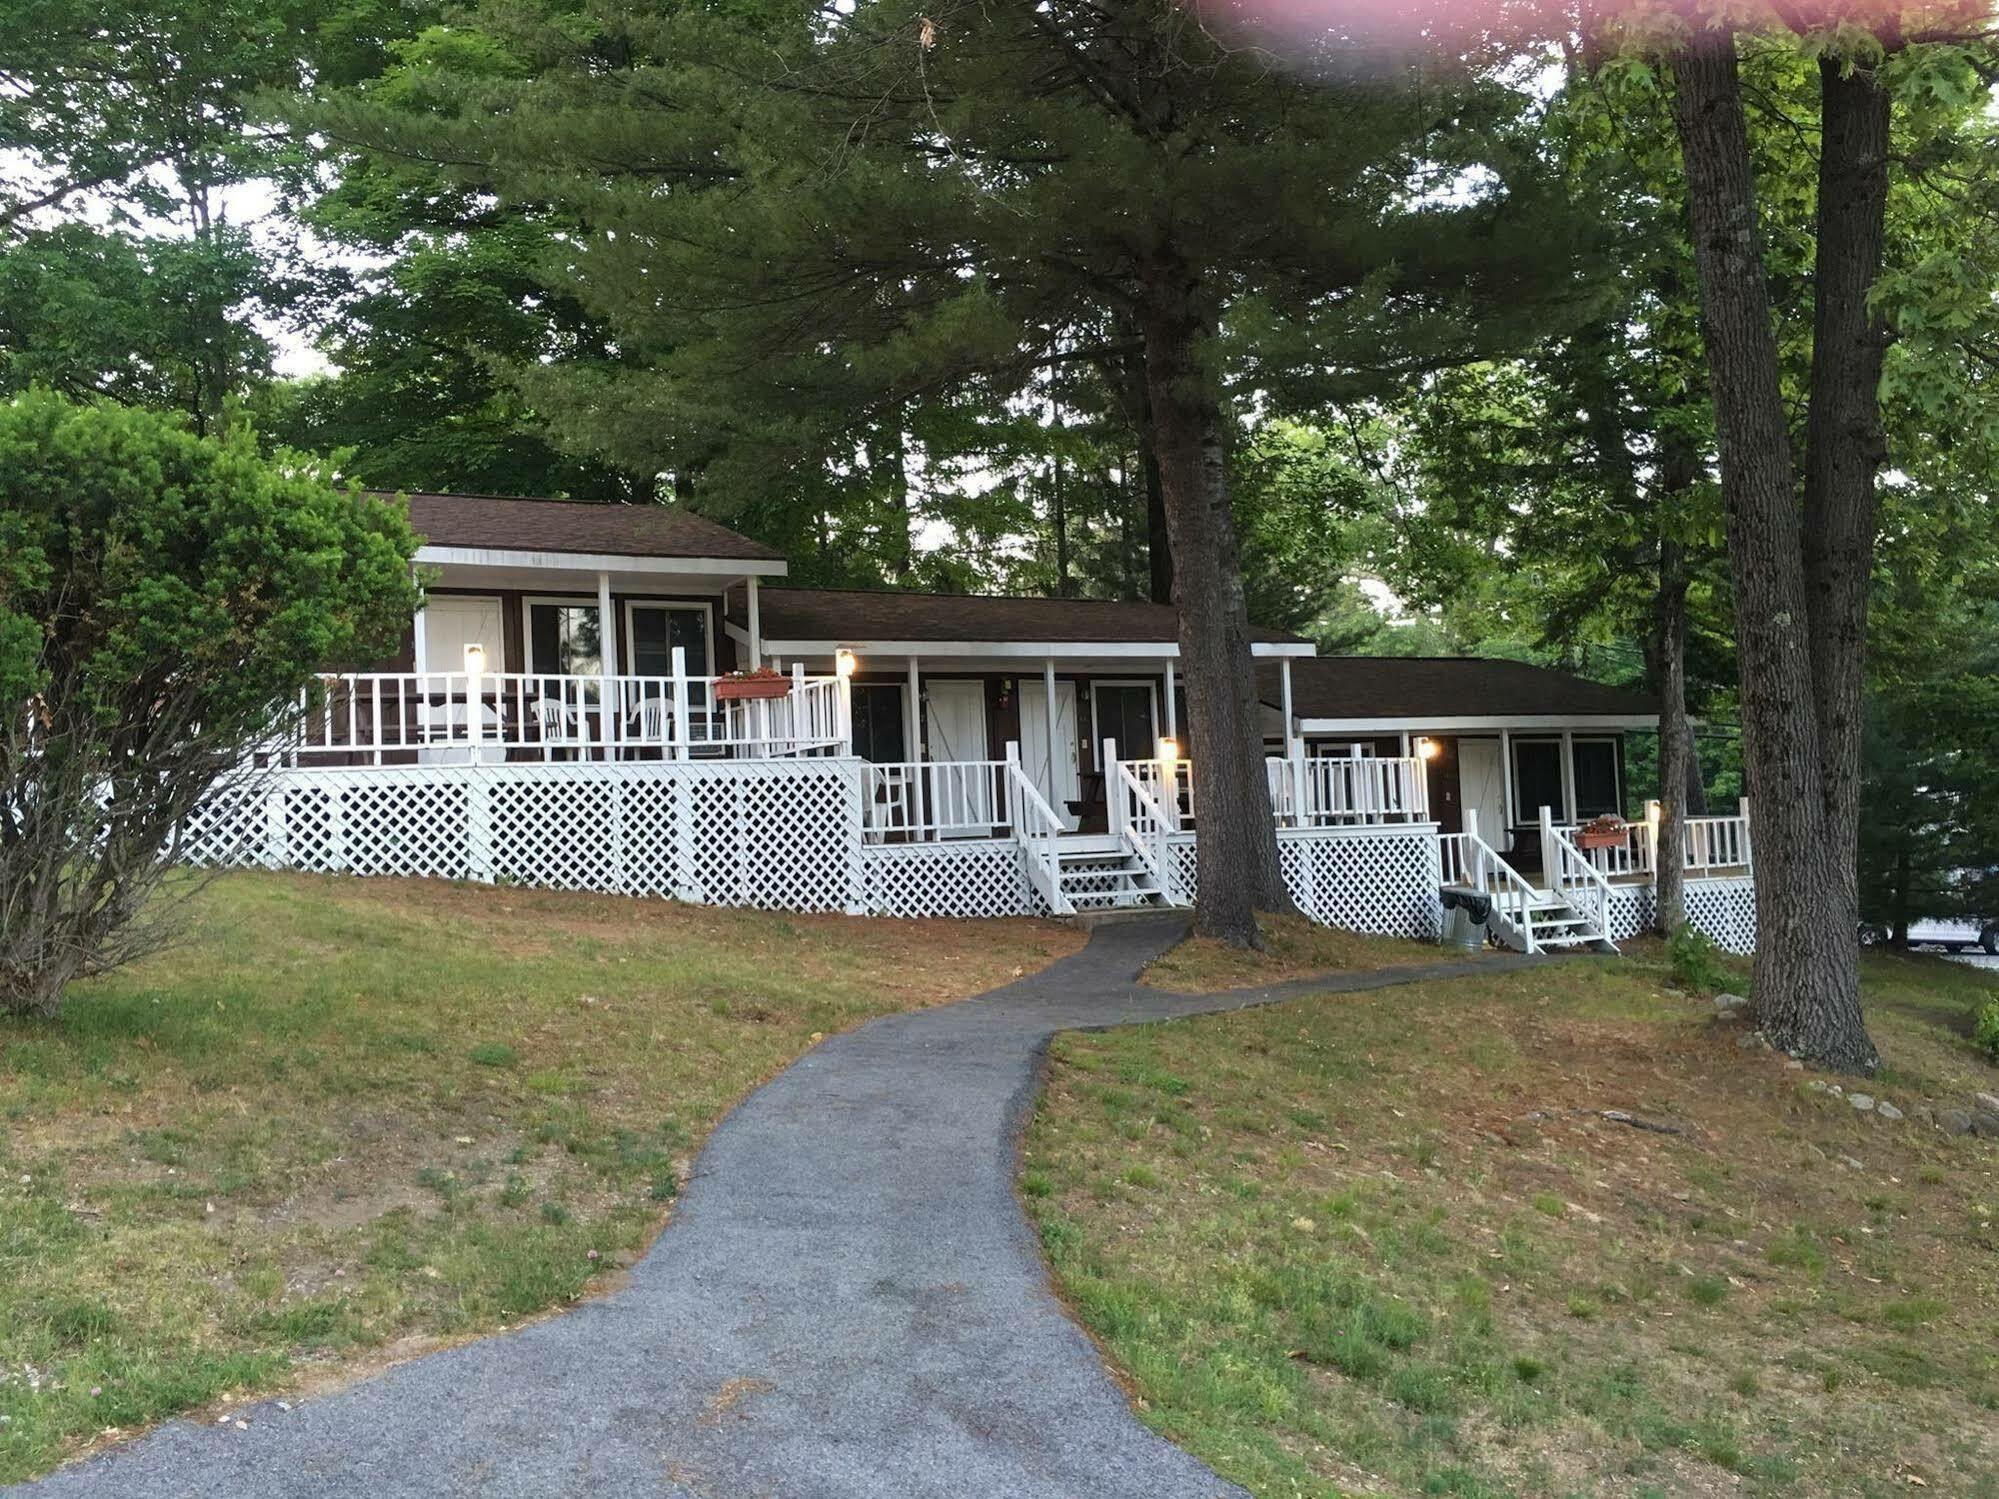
[715,676,792,702]
[1576,820,1629,850]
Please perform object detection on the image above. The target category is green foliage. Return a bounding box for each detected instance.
[1668,924,1736,998]
[0,392,419,1013]
[1973,1001,1999,1064]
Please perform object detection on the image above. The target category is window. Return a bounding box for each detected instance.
[529,603,602,677]
[850,684,907,763]
[1311,740,1378,759]
[1512,739,1564,821]
[627,604,711,678]
[1572,738,1620,818]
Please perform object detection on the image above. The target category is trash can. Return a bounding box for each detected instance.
[1438,891,1488,953]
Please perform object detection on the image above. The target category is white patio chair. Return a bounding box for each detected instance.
[533,696,582,758]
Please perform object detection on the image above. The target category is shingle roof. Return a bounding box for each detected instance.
[749,587,1310,646]
[1260,656,1658,721]
[390,491,786,564]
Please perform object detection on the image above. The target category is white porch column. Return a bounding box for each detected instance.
[746,576,763,668]
[670,646,691,762]
[410,564,429,675]
[1279,656,1295,759]
[1163,658,1177,742]
[906,655,924,837]
[1559,727,1577,822]
[1042,658,1059,805]
[1499,728,1516,833]
[597,571,617,756]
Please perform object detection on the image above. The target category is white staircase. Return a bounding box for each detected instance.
[1439,810,1617,956]
[1055,843,1167,911]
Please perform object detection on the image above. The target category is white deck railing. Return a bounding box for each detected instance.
[282,663,847,765]
[859,760,1010,842]
[1266,753,1429,826]
[1554,801,1753,881]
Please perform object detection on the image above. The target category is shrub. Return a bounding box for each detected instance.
[1973,1000,1999,1064]
[1668,923,1736,996]
[0,393,419,1015]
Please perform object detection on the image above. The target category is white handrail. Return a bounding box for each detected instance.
[1545,819,1614,945]
[1113,759,1171,897]
[1005,745,1071,915]
[1265,754,1428,826]
[1438,826,1542,952]
[860,759,1008,842]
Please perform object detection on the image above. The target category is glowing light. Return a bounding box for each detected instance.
[463,642,486,676]
[835,648,859,678]
[1416,736,1439,760]
[1157,736,1181,762]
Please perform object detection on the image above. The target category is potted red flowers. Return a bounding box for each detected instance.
[1576,814,1629,850]
[714,666,792,702]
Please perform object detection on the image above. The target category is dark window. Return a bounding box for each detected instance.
[629,606,710,678]
[850,684,907,763]
[1513,739,1564,821]
[1093,684,1156,764]
[1572,739,1620,817]
[529,603,601,677]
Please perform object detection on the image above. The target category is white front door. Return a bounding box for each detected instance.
[1017,679,1080,830]
[420,596,503,676]
[924,680,993,835]
[1459,737,1507,844]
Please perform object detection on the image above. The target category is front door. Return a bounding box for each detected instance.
[1017,679,1081,830]
[1091,682,1157,766]
[924,680,993,834]
[1458,737,1507,845]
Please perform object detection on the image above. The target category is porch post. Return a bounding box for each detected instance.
[670,646,691,762]
[1499,728,1516,834]
[597,571,617,758]
[1279,655,1295,759]
[1042,658,1059,811]
[746,576,763,668]
[1163,658,1177,741]
[906,655,924,837]
[1559,728,1577,822]
[411,590,429,676]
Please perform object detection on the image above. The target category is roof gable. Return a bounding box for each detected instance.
[390,492,786,564]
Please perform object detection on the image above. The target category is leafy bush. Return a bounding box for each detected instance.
[1974,1000,1999,1064]
[0,393,419,1015]
[1668,923,1736,996]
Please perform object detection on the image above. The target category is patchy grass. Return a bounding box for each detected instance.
[0,871,1077,1481]
[1143,914,1451,992]
[1026,944,1999,1497]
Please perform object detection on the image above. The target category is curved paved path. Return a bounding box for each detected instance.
[14,919,1538,1499]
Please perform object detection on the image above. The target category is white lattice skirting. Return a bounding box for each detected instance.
[1166,826,1443,940]
[1605,880,1756,953]
[185,761,865,913]
[860,840,1044,920]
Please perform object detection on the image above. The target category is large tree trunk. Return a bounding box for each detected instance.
[1654,536,1691,935]
[1802,54,1893,947]
[1144,437,1173,606]
[1670,29,1877,1071]
[1139,254,1291,943]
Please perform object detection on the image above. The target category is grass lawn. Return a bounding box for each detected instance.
[1025,939,1999,1497]
[0,871,1077,1482]
[1142,914,1461,992]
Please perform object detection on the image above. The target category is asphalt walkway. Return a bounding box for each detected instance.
[12,918,1536,1498]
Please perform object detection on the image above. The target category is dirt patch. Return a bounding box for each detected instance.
[1141,913,1454,992]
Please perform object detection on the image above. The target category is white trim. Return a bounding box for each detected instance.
[1297,713,1656,733]
[622,598,719,679]
[727,632,1309,661]
[417,544,787,578]
[1090,678,1161,768]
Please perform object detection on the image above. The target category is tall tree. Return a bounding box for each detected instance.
[315,0,1592,942]
[1663,8,1994,1069]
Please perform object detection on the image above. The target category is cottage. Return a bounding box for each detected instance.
[202,493,1753,954]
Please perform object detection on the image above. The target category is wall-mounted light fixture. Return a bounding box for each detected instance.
[835,648,859,679]
[1415,735,1439,760]
[1157,736,1180,763]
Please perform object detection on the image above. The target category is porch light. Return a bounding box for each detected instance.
[463,642,486,676]
[835,648,859,678]
[1157,736,1180,762]
[1415,736,1439,760]
[1646,799,1662,828]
